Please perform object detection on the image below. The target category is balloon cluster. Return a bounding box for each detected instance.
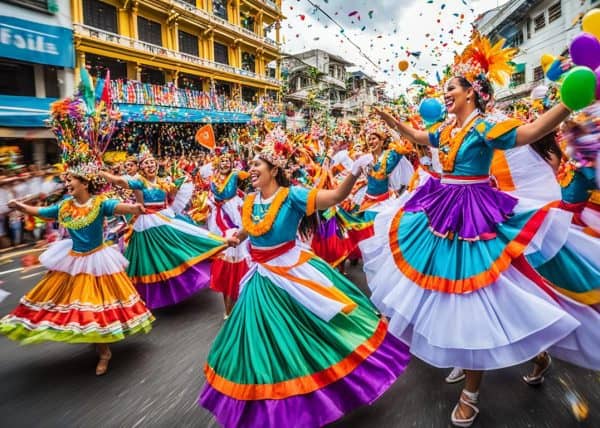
[556,9,600,111]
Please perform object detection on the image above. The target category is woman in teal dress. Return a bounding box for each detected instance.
[369,32,600,427]
[0,168,154,375]
[101,151,226,309]
[198,135,410,427]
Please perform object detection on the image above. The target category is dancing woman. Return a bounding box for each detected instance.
[198,134,410,428]
[206,152,250,317]
[369,32,600,426]
[0,167,154,375]
[100,148,226,309]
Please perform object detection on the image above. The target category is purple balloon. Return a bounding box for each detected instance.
[596,66,600,100]
[570,33,600,70]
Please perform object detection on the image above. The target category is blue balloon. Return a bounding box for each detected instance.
[546,60,564,81]
[419,98,445,124]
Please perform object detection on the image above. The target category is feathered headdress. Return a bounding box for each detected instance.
[255,126,291,168]
[137,144,154,164]
[451,30,518,102]
[47,68,119,183]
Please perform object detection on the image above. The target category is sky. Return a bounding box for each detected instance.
[280,0,511,97]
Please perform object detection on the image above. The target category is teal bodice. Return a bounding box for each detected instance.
[429,116,519,176]
[248,186,311,248]
[367,150,402,196]
[38,197,119,253]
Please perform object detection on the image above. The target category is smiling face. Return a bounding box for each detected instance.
[124,160,138,175]
[445,77,474,114]
[249,157,277,190]
[65,174,89,198]
[367,133,384,153]
[219,157,232,174]
[140,157,157,178]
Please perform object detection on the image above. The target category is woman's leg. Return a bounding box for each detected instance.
[95,343,112,376]
[451,370,483,426]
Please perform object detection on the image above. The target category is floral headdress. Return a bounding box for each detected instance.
[364,118,390,140]
[255,126,291,168]
[137,144,154,164]
[451,30,518,104]
[47,69,119,184]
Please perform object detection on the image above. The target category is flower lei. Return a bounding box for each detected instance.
[58,196,105,230]
[369,150,390,180]
[241,187,290,237]
[556,159,576,188]
[438,115,480,173]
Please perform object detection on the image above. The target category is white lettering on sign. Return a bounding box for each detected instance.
[0,23,59,56]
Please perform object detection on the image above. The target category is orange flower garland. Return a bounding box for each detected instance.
[369,150,390,180]
[58,196,105,230]
[242,188,290,237]
[438,115,480,173]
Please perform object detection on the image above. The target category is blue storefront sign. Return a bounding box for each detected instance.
[0,15,73,68]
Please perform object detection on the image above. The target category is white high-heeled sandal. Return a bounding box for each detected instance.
[451,390,480,427]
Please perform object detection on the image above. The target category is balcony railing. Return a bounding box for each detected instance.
[258,0,280,12]
[171,0,279,48]
[74,24,281,86]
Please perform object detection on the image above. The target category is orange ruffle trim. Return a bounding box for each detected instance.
[204,318,387,400]
[388,202,558,294]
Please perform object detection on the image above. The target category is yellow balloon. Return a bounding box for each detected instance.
[398,60,409,71]
[540,54,555,72]
[582,9,600,40]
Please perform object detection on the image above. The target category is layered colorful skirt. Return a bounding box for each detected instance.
[0,240,154,344]
[526,196,600,310]
[125,208,226,309]
[207,196,250,300]
[199,243,410,427]
[361,176,600,370]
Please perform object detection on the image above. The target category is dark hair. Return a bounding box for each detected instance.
[70,174,101,194]
[531,131,563,165]
[261,157,291,187]
[454,76,494,112]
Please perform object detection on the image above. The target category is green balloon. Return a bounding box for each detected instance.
[560,66,597,111]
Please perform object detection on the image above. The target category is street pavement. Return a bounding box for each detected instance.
[0,246,598,428]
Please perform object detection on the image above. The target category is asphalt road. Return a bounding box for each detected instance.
[0,246,598,428]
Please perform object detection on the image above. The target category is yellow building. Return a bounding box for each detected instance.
[71,0,283,101]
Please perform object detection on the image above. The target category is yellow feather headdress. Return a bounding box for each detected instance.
[451,30,518,101]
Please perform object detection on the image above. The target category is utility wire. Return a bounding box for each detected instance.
[303,0,382,71]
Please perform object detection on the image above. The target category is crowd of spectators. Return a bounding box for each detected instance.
[0,165,64,249]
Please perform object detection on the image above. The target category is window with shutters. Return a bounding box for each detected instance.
[534,13,545,31]
[179,31,199,57]
[213,0,228,20]
[214,42,229,65]
[140,67,165,85]
[509,30,524,47]
[533,66,544,81]
[548,3,561,23]
[0,60,35,96]
[510,71,525,87]
[242,86,257,102]
[242,52,256,72]
[138,16,162,46]
[83,0,118,33]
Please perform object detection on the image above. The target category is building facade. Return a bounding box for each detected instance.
[341,70,385,118]
[476,0,599,101]
[282,49,353,126]
[72,0,283,102]
[0,0,75,164]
